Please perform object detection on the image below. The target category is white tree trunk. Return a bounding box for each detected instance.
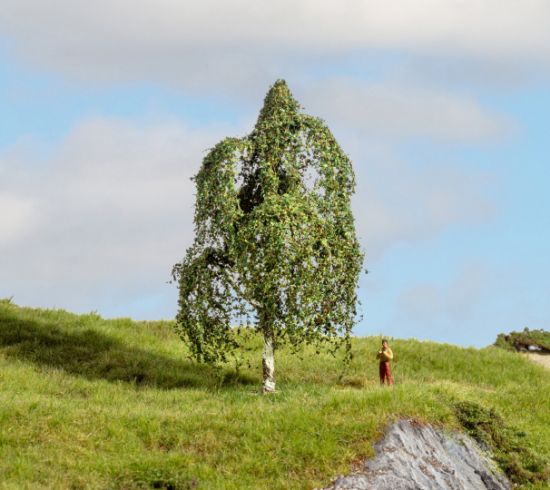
[262,332,276,393]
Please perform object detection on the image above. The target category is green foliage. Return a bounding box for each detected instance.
[495,328,550,353]
[1,303,549,489]
[455,401,550,485]
[172,80,363,365]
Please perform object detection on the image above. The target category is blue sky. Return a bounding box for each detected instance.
[1,1,549,347]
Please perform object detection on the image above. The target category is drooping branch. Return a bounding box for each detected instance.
[174,80,364,389]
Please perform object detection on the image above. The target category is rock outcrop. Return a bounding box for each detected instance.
[324,419,511,490]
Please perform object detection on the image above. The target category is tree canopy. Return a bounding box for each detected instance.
[173,80,364,391]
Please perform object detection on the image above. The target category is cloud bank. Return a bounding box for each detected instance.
[0,110,495,316]
[0,1,530,328]
[301,79,514,143]
[0,117,233,315]
[1,0,549,89]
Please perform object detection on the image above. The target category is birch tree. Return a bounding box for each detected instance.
[173,80,363,392]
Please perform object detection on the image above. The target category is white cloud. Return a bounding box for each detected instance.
[0,117,236,316]
[387,262,549,346]
[339,141,494,260]
[299,80,514,142]
[397,264,490,325]
[0,193,37,245]
[0,112,495,318]
[394,262,494,345]
[0,102,498,316]
[0,1,548,89]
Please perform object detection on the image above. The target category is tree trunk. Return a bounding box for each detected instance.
[262,330,276,393]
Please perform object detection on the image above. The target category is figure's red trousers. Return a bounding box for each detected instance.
[379,361,393,385]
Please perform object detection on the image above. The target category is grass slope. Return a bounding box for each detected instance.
[1,300,549,489]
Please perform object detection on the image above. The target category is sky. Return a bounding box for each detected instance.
[1,1,549,347]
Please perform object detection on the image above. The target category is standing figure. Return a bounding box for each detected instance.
[377,339,394,386]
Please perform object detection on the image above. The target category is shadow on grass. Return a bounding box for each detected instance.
[0,308,256,390]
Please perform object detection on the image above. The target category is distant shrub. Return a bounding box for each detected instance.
[455,401,550,486]
[495,328,550,353]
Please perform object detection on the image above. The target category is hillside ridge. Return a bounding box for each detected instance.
[1,300,549,489]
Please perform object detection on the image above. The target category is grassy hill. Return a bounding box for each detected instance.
[1,299,549,489]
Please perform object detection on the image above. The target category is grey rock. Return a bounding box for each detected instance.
[324,419,511,490]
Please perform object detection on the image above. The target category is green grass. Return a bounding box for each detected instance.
[1,299,549,489]
[454,401,549,486]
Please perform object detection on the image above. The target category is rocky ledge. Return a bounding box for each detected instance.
[324,419,510,490]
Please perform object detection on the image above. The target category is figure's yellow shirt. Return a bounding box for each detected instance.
[377,348,393,362]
